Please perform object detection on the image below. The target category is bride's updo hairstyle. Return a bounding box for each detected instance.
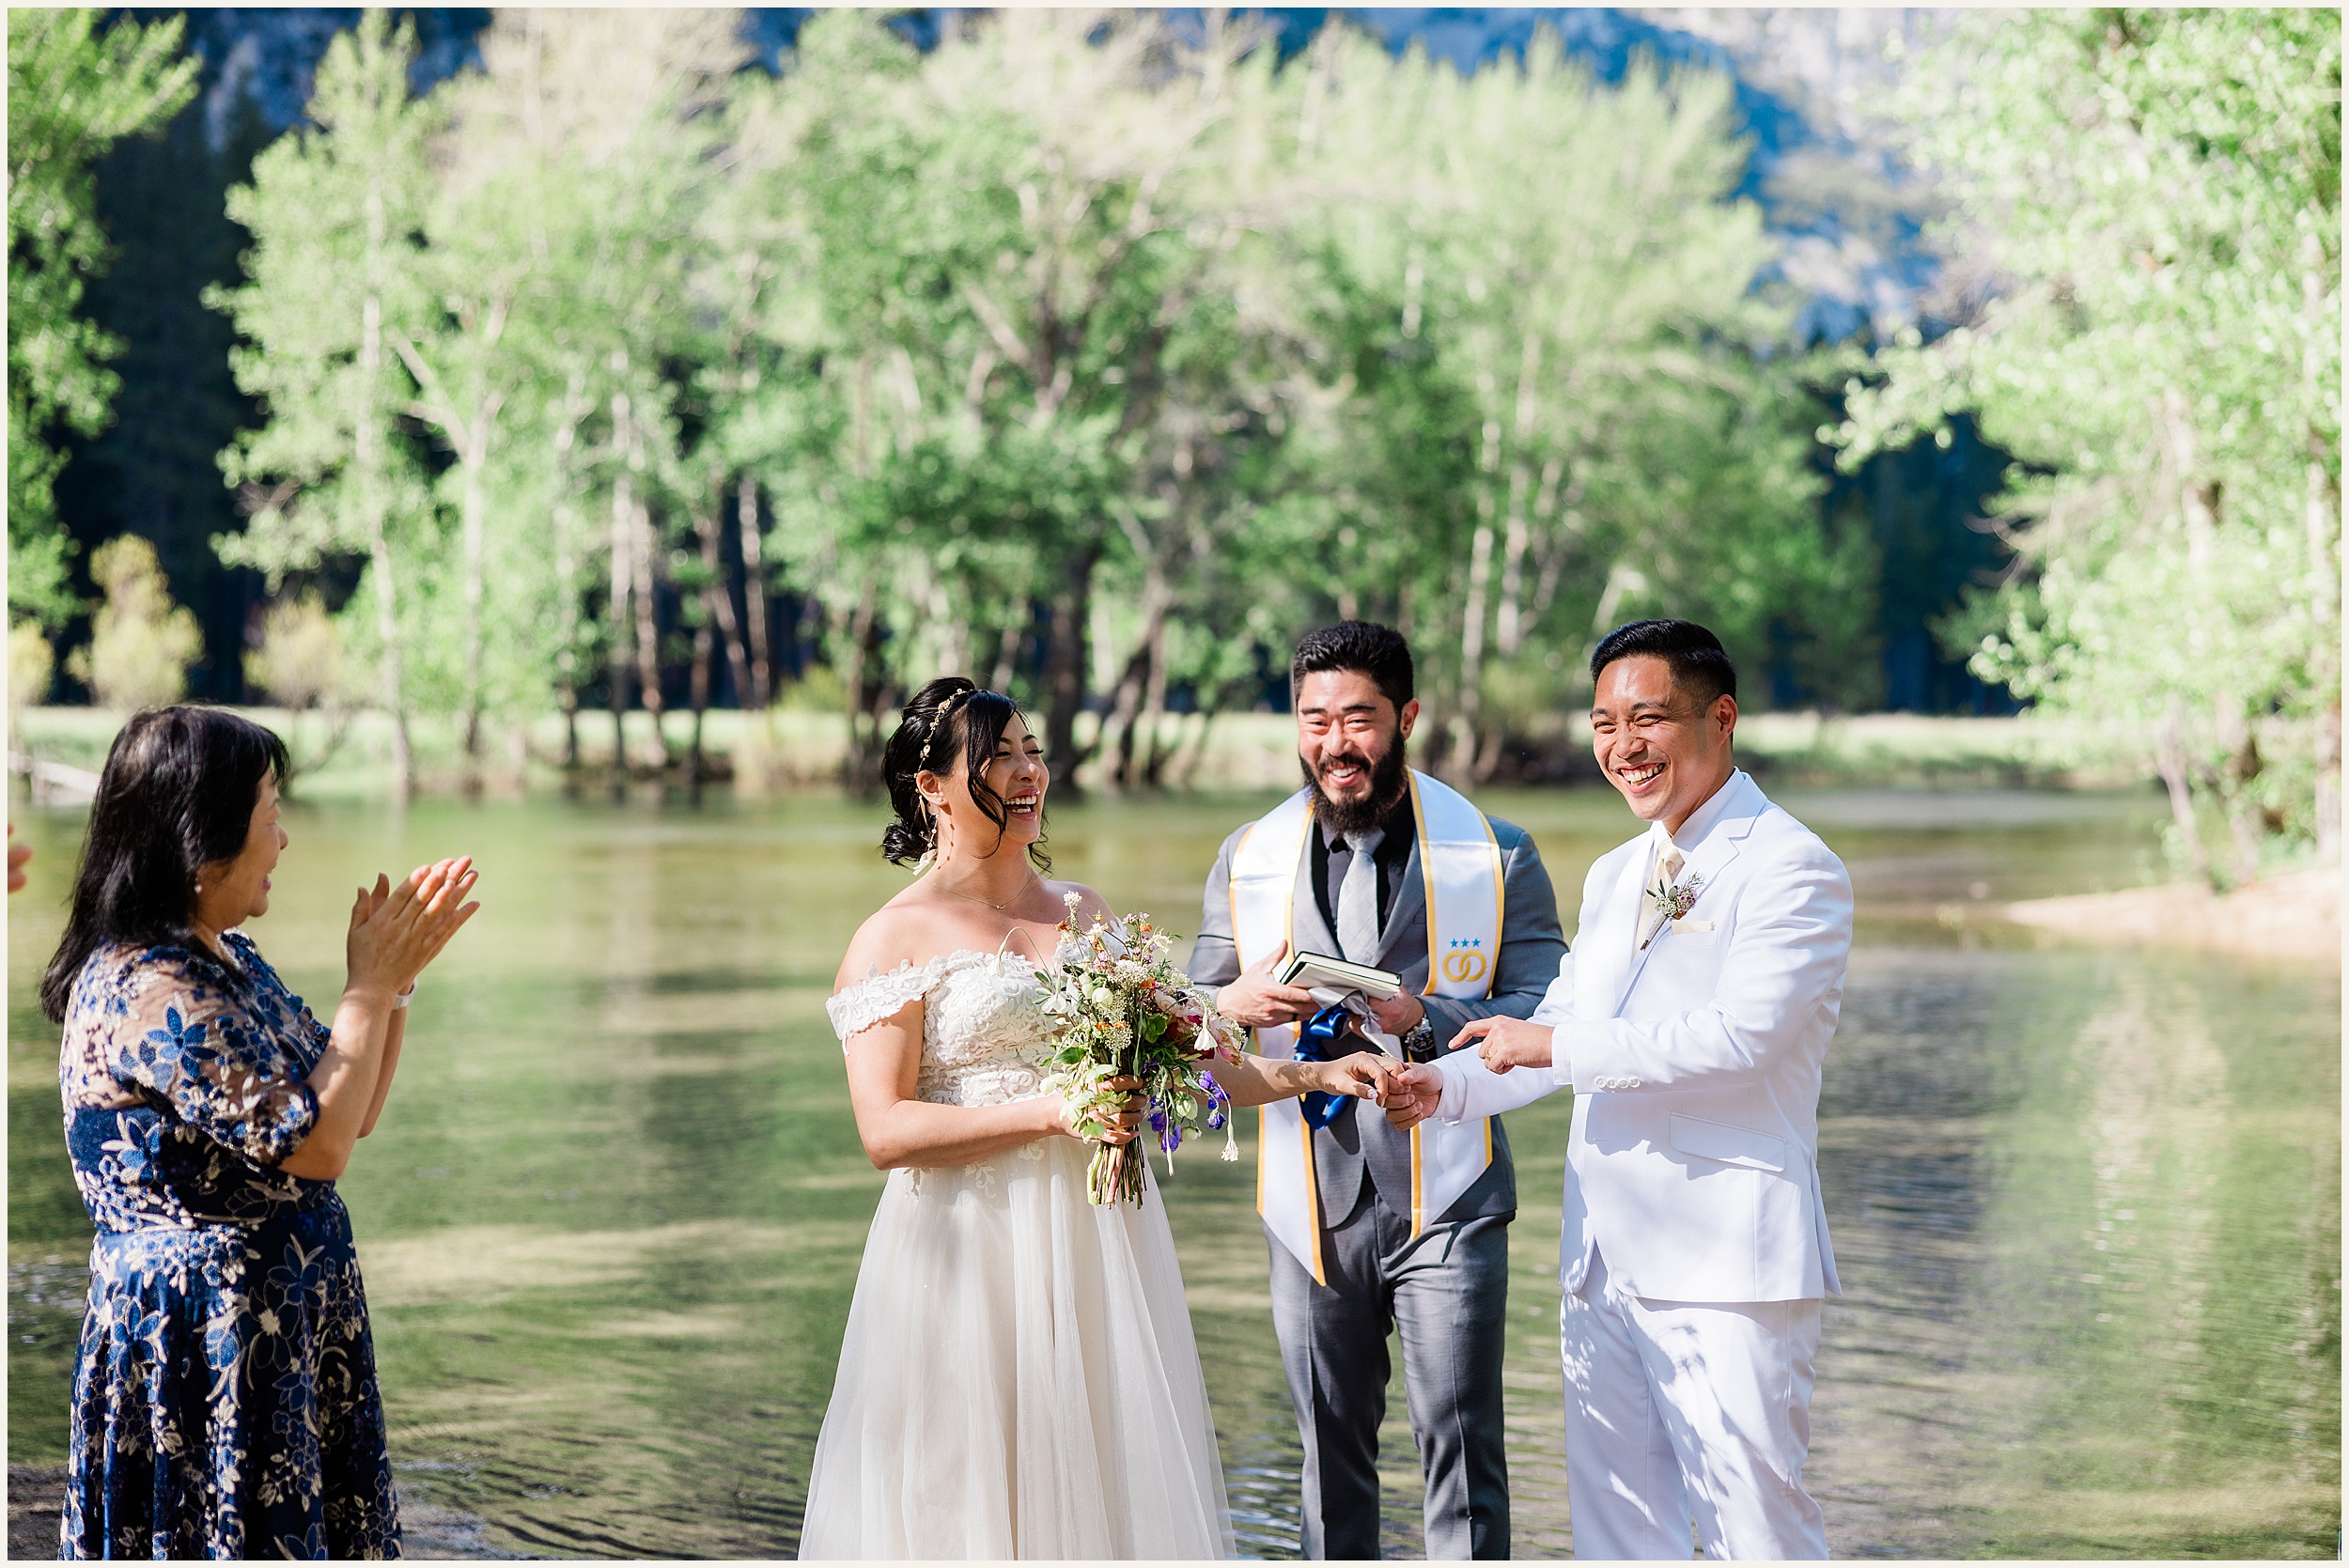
[880,676,1050,871]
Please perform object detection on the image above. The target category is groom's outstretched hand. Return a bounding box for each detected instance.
[1452,1017,1556,1075]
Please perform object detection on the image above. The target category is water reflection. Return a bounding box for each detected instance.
[7,788,2337,1558]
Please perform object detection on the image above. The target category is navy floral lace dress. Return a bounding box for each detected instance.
[56,933,399,1560]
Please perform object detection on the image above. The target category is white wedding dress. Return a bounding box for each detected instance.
[799,948,1237,1560]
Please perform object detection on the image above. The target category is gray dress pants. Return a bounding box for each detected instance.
[1268,1190,1512,1560]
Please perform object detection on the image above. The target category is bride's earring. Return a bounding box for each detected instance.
[914,798,944,875]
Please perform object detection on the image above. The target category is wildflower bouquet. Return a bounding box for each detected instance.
[1035,893,1247,1207]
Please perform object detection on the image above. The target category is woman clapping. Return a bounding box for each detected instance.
[39,707,478,1560]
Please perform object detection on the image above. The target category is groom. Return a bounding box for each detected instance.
[1387,619,1850,1560]
[1190,621,1565,1560]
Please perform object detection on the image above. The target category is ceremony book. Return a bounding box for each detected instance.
[1277,951,1403,1000]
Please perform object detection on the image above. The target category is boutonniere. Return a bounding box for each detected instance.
[1641,870,1704,949]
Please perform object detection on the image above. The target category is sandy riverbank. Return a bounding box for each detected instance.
[2003,865,2341,965]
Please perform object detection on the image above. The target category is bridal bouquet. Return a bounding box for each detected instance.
[1035,893,1246,1206]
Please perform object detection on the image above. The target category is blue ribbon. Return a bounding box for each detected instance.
[1292,1002,1361,1129]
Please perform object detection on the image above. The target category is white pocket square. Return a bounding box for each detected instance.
[1672,918,1716,933]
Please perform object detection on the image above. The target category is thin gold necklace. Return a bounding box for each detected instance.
[934,877,1034,912]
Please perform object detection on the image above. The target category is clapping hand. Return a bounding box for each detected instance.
[347,857,481,1000]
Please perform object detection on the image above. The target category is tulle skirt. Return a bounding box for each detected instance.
[798,1135,1235,1560]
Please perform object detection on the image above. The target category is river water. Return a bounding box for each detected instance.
[7,786,2339,1558]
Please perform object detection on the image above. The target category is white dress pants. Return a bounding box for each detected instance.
[1560,1246,1827,1560]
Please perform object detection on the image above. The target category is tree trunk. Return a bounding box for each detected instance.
[989,624,1021,693]
[554,485,581,787]
[2218,720,2263,889]
[357,285,412,805]
[458,447,487,797]
[1106,638,1148,790]
[1175,700,1223,790]
[1495,471,1532,659]
[738,474,771,709]
[1041,537,1105,791]
[1473,717,1508,784]
[696,497,752,714]
[631,495,668,770]
[366,525,412,806]
[2303,232,2341,861]
[1107,571,1174,790]
[1494,332,1543,659]
[607,415,634,796]
[2156,705,2213,887]
[687,602,712,802]
[552,373,586,788]
[841,572,884,791]
[1448,517,1496,782]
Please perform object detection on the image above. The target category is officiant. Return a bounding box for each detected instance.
[1190,622,1564,1560]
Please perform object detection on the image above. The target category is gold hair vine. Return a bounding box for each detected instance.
[923,688,975,763]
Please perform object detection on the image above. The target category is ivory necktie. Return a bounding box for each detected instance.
[1640,841,1686,950]
[1336,829,1386,966]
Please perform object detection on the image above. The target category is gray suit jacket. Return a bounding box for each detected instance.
[1190,801,1566,1228]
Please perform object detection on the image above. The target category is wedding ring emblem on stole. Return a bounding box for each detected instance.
[1440,938,1489,987]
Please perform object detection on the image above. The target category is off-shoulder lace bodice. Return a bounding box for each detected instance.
[828,949,1058,1109]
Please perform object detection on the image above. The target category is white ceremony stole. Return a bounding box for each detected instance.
[1231,768,1505,1283]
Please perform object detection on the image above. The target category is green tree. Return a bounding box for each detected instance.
[1839,9,2341,881]
[1285,26,1861,777]
[452,8,748,782]
[7,9,197,626]
[66,534,203,712]
[214,9,439,800]
[764,10,1313,787]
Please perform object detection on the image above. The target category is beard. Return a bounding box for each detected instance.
[1303,730,1411,836]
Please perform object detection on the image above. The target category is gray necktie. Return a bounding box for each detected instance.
[1336,828,1386,966]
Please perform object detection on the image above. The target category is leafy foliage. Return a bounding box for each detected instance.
[207,8,1889,792]
[7,9,197,626]
[65,535,203,712]
[1838,9,2342,880]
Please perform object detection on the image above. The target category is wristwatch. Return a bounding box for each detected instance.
[1400,1017,1438,1063]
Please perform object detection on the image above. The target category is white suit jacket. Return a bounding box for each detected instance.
[1434,769,1849,1304]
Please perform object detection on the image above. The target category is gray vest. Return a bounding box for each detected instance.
[1294,831,1519,1229]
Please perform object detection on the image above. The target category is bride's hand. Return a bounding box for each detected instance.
[1056,1075,1144,1145]
[1319,1051,1399,1105]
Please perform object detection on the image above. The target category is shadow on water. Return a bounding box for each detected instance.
[8,786,2339,1558]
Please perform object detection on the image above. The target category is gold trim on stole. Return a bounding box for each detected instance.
[1237,805,1326,1286]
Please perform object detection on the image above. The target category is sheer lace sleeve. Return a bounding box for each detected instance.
[827,957,948,1046]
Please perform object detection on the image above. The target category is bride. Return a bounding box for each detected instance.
[800,677,1395,1560]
